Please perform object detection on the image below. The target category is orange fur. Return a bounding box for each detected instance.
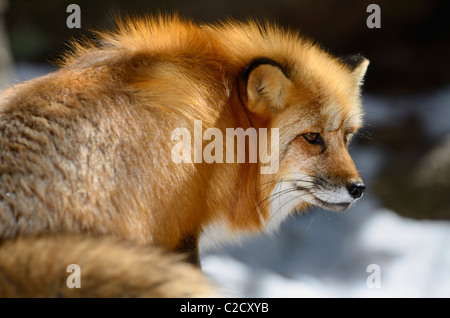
[0,14,368,296]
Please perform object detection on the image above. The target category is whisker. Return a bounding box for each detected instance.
[244,187,296,226]
[244,174,329,229]
[264,191,311,231]
[251,180,314,219]
[258,177,318,193]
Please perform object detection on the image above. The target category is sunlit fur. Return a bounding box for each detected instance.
[0,14,369,287]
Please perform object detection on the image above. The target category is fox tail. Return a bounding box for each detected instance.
[0,235,218,297]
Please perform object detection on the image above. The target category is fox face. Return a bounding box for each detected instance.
[242,54,369,228]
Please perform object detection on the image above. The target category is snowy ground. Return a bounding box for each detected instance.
[5,63,450,298]
[202,203,450,298]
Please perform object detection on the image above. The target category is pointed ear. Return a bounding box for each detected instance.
[339,54,370,86]
[243,59,295,115]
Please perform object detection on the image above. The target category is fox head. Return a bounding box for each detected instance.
[241,52,369,228]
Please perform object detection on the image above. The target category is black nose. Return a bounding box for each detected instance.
[347,182,365,199]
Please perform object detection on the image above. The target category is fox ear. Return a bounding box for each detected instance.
[339,54,370,86]
[243,59,295,115]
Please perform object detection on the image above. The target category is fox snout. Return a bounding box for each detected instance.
[302,176,365,212]
[347,182,365,200]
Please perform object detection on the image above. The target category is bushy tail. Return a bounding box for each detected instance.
[0,235,217,297]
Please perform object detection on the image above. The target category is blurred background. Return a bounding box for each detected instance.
[1,0,449,297]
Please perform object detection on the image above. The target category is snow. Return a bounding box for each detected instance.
[202,202,450,298]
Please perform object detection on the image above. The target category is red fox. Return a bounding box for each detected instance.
[0,14,368,297]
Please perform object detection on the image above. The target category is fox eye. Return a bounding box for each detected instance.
[303,132,324,145]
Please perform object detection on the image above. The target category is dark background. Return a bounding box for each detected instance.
[2,0,450,219]
[5,0,450,95]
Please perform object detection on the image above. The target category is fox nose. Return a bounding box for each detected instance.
[347,182,365,199]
